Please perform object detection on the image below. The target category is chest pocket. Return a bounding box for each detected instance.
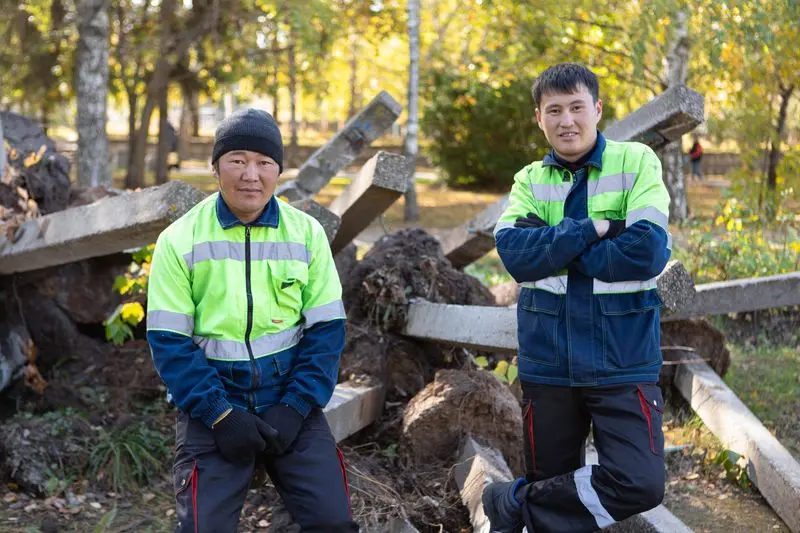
[267,261,308,320]
[588,173,629,221]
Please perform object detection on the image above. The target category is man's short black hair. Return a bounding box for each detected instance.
[532,63,600,109]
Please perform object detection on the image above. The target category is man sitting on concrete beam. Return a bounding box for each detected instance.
[146,109,357,533]
[484,63,671,532]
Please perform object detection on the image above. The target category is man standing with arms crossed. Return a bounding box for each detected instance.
[147,109,358,532]
[483,63,671,532]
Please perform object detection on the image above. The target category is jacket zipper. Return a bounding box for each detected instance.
[244,226,259,411]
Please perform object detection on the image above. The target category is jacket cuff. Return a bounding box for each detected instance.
[199,395,233,428]
[280,393,312,418]
[580,218,601,246]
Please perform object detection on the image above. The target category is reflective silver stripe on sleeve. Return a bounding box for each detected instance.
[531,182,572,202]
[303,300,346,328]
[183,241,311,269]
[146,310,194,335]
[194,326,303,361]
[593,278,657,294]
[575,465,616,529]
[520,275,568,294]
[493,220,516,238]
[587,173,637,197]
[667,232,673,250]
[626,206,668,230]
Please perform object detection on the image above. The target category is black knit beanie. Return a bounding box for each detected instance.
[212,108,284,172]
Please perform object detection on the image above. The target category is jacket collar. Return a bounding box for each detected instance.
[543,131,606,171]
[215,193,280,229]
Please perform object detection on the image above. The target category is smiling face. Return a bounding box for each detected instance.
[213,150,280,224]
[535,85,602,163]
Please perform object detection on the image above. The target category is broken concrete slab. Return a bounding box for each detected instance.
[438,86,704,267]
[663,272,800,321]
[404,262,694,353]
[276,91,403,202]
[290,198,341,244]
[323,383,384,443]
[675,358,800,532]
[442,196,508,269]
[604,86,705,151]
[455,437,514,533]
[0,181,206,275]
[329,151,407,253]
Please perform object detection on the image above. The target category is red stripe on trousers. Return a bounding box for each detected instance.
[637,388,656,454]
[191,462,199,533]
[336,447,352,516]
[525,401,536,473]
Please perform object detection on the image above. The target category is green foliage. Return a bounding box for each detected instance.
[93,506,119,533]
[421,67,548,190]
[712,449,751,489]
[673,198,799,283]
[104,245,153,345]
[465,252,514,287]
[87,422,170,494]
[474,355,518,386]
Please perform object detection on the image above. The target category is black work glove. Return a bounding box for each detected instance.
[212,409,279,463]
[604,219,626,239]
[260,404,305,455]
[514,212,548,229]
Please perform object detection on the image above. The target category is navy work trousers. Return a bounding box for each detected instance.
[518,383,666,532]
[172,407,358,533]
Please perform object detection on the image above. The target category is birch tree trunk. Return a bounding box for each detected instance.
[403,0,421,222]
[661,10,690,222]
[76,0,111,188]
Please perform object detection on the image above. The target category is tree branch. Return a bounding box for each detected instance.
[567,36,665,88]
[560,17,625,32]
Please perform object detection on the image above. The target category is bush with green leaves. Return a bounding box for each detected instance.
[673,198,799,283]
[421,67,548,190]
[104,245,153,345]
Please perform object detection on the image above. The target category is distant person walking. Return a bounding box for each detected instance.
[688,136,704,181]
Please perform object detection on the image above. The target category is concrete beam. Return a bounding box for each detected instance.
[404,261,694,353]
[455,437,692,533]
[329,152,408,253]
[290,199,341,244]
[663,272,800,321]
[443,196,508,269]
[404,301,517,354]
[455,437,514,533]
[276,91,403,202]
[439,86,705,268]
[675,358,800,532]
[604,86,705,151]
[0,181,206,275]
[323,383,384,443]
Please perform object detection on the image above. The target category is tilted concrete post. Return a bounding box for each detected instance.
[276,91,403,202]
[328,151,408,253]
[663,272,800,321]
[403,261,695,353]
[290,198,341,244]
[0,181,206,274]
[675,358,800,532]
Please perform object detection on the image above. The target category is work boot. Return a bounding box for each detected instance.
[482,478,525,533]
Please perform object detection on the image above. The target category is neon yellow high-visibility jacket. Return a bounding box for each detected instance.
[494,133,671,386]
[146,193,345,427]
